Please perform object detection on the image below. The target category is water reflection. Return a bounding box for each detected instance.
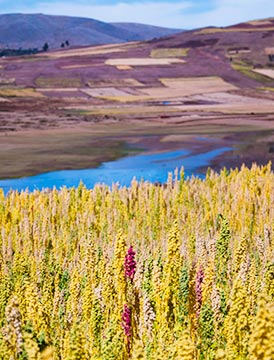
[0,147,232,193]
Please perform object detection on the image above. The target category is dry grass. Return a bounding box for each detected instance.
[258,87,274,92]
[105,58,185,66]
[195,26,274,34]
[42,42,138,59]
[253,69,274,79]
[60,64,100,70]
[87,78,144,87]
[0,88,45,98]
[231,62,272,83]
[150,48,189,58]
[35,76,82,88]
[72,105,178,116]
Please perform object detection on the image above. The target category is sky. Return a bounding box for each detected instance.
[0,0,274,29]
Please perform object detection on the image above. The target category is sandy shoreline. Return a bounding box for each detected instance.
[1,113,273,180]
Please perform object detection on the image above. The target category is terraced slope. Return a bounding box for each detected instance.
[1,17,274,178]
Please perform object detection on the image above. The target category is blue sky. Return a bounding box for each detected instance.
[0,0,274,29]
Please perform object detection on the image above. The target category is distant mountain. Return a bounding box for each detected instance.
[0,13,183,50]
[111,22,182,40]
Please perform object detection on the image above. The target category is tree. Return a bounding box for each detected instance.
[65,40,70,47]
[42,42,49,52]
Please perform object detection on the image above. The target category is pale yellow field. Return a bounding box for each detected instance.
[63,90,274,115]
[171,90,274,114]
[174,103,274,114]
[36,88,79,92]
[41,42,138,59]
[253,69,274,79]
[105,58,186,66]
[247,19,273,25]
[93,76,237,102]
[150,48,189,58]
[160,76,236,90]
[0,88,45,98]
[81,87,137,98]
[195,27,274,34]
[116,65,133,70]
[74,81,274,115]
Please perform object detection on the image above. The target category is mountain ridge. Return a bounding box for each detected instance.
[0,13,183,50]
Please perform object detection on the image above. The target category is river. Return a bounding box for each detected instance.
[0,146,232,194]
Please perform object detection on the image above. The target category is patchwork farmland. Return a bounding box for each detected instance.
[1,18,274,178]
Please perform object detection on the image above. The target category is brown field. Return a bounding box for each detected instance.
[65,105,179,116]
[35,76,83,88]
[150,48,189,58]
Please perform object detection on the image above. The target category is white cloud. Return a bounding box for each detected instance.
[4,0,274,29]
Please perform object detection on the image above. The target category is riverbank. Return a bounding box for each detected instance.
[1,112,274,180]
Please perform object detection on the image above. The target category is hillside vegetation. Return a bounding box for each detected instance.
[0,13,181,49]
[0,164,273,359]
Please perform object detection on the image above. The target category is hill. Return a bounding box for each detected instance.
[1,17,274,178]
[111,22,182,40]
[0,13,182,50]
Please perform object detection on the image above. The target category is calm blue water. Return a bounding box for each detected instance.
[0,147,232,193]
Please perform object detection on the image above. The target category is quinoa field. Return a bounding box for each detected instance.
[0,164,273,359]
